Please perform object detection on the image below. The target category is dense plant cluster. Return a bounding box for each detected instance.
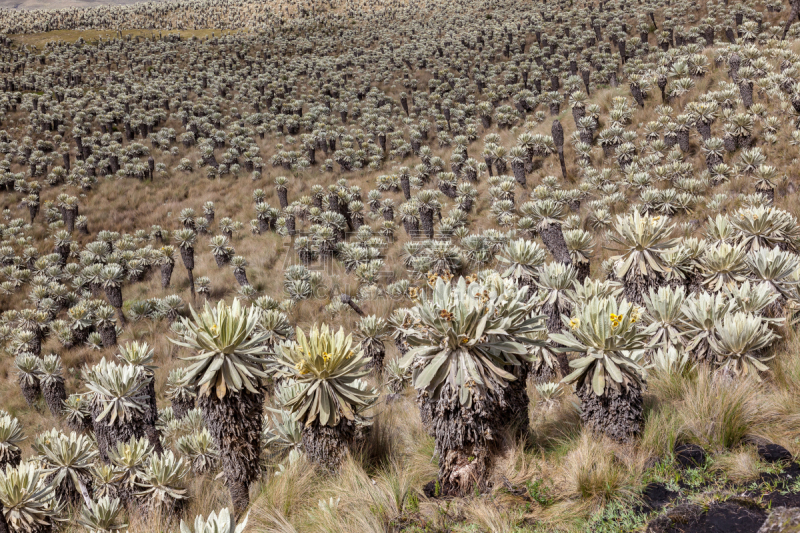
[0,0,798,531]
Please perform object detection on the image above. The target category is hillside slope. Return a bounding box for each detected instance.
[0,0,798,532]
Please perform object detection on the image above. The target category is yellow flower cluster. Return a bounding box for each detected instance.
[426,270,454,285]
[610,313,622,328]
[295,360,312,375]
[569,317,580,330]
[439,310,454,321]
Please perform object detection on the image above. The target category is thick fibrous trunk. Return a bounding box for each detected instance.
[188,268,195,303]
[198,388,264,517]
[92,402,147,463]
[171,396,195,419]
[757,186,775,204]
[502,367,530,435]
[657,75,667,102]
[539,223,572,265]
[140,375,162,455]
[0,448,20,472]
[116,307,126,327]
[19,377,40,407]
[214,253,230,268]
[630,84,644,107]
[622,272,658,307]
[575,260,590,283]
[100,324,117,347]
[105,285,122,309]
[677,130,690,152]
[529,361,557,384]
[421,381,517,497]
[419,207,434,238]
[67,412,91,433]
[576,381,643,444]
[64,208,76,233]
[572,106,585,127]
[298,249,314,265]
[72,325,92,347]
[400,175,411,200]
[362,340,386,373]
[0,502,9,533]
[696,121,711,140]
[204,153,219,168]
[417,391,434,433]
[552,120,567,180]
[180,247,195,270]
[161,262,174,288]
[783,0,800,40]
[45,470,92,509]
[739,81,753,108]
[402,218,420,237]
[394,335,409,356]
[233,268,250,287]
[27,335,42,357]
[302,420,355,472]
[511,161,526,187]
[542,302,566,335]
[55,243,70,266]
[42,379,66,419]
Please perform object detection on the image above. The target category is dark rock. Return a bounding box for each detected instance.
[761,489,800,510]
[675,443,707,469]
[701,501,765,533]
[423,480,438,498]
[648,500,766,533]
[758,444,793,464]
[642,482,679,511]
[647,503,703,532]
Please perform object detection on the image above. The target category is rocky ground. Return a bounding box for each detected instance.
[642,443,800,533]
